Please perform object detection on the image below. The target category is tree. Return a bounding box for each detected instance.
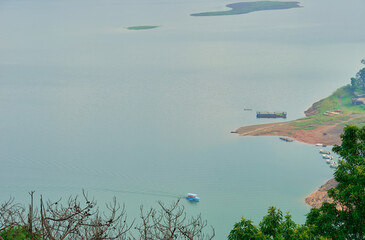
[351,77,358,90]
[306,125,365,239]
[0,226,34,240]
[228,207,324,240]
[134,200,214,240]
[355,68,365,90]
[259,207,282,238]
[1,191,131,240]
[228,217,266,240]
[350,60,365,92]
[39,192,131,240]
[1,192,213,240]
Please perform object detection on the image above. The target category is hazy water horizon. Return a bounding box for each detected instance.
[1,0,365,238]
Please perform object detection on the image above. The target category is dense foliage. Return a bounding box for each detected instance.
[228,207,326,240]
[0,226,33,240]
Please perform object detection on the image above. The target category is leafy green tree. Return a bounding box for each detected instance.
[350,60,365,92]
[228,207,325,240]
[306,125,365,239]
[0,226,33,240]
[228,217,267,240]
[259,207,282,238]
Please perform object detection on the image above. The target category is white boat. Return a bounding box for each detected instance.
[316,143,327,147]
[330,162,338,168]
[326,159,331,164]
[322,154,333,160]
[319,149,330,154]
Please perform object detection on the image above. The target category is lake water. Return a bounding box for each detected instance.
[1,0,365,238]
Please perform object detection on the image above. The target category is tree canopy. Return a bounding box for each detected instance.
[228,207,326,240]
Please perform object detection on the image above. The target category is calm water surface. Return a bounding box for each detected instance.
[1,0,365,238]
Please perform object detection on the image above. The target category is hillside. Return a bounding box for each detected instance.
[235,85,365,145]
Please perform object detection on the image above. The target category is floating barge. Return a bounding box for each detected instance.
[256,112,287,119]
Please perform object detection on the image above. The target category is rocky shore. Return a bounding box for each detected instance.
[305,178,338,208]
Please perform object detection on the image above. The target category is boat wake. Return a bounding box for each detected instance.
[88,187,185,199]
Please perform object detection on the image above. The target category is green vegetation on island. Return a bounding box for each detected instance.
[127,26,159,30]
[191,1,301,17]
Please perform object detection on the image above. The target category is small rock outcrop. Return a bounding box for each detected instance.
[305,178,338,208]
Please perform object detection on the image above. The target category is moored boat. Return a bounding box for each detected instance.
[319,149,330,154]
[322,154,333,160]
[330,161,338,168]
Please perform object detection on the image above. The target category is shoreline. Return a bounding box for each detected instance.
[235,118,343,146]
[305,178,338,208]
[234,85,365,207]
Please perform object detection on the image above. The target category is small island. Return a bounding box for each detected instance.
[235,61,365,146]
[191,1,301,17]
[127,26,159,30]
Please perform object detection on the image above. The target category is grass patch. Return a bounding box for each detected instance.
[301,126,317,130]
[292,85,363,129]
[339,117,365,127]
[341,94,365,113]
[311,86,347,114]
[191,1,301,16]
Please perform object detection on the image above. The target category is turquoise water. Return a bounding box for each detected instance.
[1,0,365,238]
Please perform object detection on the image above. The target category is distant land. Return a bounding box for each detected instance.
[191,1,301,17]
[127,26,159,30]
[234,85,365,145]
